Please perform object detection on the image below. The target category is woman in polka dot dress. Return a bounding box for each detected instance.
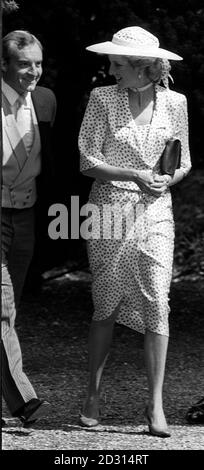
[78,26,191,437]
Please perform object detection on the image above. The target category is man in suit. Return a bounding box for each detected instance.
[1,30,57,426]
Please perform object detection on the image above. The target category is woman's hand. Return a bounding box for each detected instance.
[132,171,172,197]
[132,170,155,195]
[149,174,172,196]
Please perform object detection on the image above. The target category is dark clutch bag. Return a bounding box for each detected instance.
[160,139,181,176]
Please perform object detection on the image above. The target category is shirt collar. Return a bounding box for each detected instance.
[2,79,31,107]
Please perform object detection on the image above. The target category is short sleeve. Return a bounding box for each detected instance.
[78,88,108,172]
[175,96,192,176]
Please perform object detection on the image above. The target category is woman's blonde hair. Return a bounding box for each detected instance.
[126,57,163,84]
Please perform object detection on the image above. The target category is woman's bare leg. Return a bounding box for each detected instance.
[82,311,118,418]
[144,329,169,430]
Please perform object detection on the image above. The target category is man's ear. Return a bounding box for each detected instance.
[2,59,8,72]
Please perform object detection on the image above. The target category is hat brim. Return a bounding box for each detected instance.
[86,41,183,61]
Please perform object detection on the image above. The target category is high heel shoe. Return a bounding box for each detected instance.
[79,414,99,427]
[79,396,100,427]
[145,407,171,438]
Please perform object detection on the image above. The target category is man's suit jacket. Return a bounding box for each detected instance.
[32,86,57,204]
[2,85,57,208]
[2,84,57,279]
[30,86,57,243]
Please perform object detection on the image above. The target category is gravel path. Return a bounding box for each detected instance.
[2,422,203,450]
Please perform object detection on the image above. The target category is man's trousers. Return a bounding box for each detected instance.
[1,207,38,415]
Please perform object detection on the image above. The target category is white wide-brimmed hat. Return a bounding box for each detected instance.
[86,26,183,61]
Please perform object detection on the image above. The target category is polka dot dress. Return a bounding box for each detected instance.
[78,84,191,336]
